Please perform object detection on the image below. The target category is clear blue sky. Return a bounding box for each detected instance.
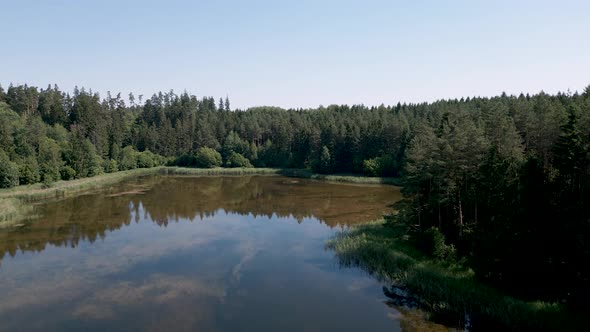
[2,0,589,109]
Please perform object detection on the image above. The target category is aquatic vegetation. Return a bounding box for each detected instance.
[326,220,584,331]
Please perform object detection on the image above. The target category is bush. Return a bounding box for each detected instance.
[423,227,456,261]
[362,158,381,176]
[60,165,76,180]
[137,150,156,168]
[0,150,20,188]
[119,146,138,170]
[362,155,397,177]
[195,147,222,168]
[103,159,119,173]
[18,156,41,185]
[225,152,253,168]
[174,154,196,167]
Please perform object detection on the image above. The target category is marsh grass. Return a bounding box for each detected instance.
[278,169,401,185]
[0,198,31,227]
[326,220,583,331]
[159,167,283,176]
[0,167,163,201]
[0,168,164,224]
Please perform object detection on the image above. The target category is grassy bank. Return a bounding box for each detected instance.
[326,220,582,331]
[159,167,284,176]
[0,167,164,224]
[0,167,164,201]
[277,168,402,185]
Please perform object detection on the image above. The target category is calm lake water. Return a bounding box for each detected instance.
[0,175,433,332]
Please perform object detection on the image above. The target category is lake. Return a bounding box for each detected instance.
[0,175,431,331]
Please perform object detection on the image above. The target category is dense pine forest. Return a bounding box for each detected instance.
[1,83,589,310]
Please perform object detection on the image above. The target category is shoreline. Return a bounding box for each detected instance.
[0,166,399,225]
[0,167,164,226]
[160,167,401,185]
[326,220,583,331]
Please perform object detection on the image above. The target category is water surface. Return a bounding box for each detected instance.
[0,175,430,331]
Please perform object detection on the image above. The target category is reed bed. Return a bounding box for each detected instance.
[326,220,582,331]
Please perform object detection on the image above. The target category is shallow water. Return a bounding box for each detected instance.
[0,175,444,332]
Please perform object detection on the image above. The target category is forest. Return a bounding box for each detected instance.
[0,83,588,310]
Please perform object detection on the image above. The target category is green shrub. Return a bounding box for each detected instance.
[119,146,138,170]
[103,159,119,173]
[60,165,76,180]
[362,155,397,177]
[18,156,40,185]
[137,150,156,168]
[195,147,222,168]
[225,152,253,168]
[174,154,196,167]
[423,227,456,261]
[0,150,19,188]
[362,158,381,176]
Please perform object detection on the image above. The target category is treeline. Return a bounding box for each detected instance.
[0,85,168,187]
[0,83,589,307]
[398,87,590,309]
[0,83,408,188]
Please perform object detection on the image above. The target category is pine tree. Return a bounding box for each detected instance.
[224,96,231,112]
[553,104,588,192]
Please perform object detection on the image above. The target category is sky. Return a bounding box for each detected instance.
[1,0,589,109]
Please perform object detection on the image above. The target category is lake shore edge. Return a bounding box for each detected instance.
[326,219,585,331]
[0,166,399,225]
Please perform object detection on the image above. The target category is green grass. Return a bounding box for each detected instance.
[0,197,31,227]
[0,167,163,201]
[0,167,164,224]
[326,220,583,331]
[278,168,401,185]
[159,167,284,176]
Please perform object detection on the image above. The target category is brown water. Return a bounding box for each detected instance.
[0,175,443,332]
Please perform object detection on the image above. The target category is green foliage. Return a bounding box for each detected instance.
[60,165,76,180]
[244,142,258,163]
[17,156,40,185]
[314,145,333,174]
[222,131,248,158]
[195,147,222,168]
[423,227,456,261]
[173,154,196,167]
[46,124,69,143]
[553,105,587,183]
[362,158,380,176]
[66,128,103,178]
[362,155,396,177]
[119,146,138,170]
[326,221,581,331]
[83,140,103,177]
[38,137,62,184]
[137,150,157,168]
[0,149,19,188]
[103,159,119,173]
[225,152,253,168]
